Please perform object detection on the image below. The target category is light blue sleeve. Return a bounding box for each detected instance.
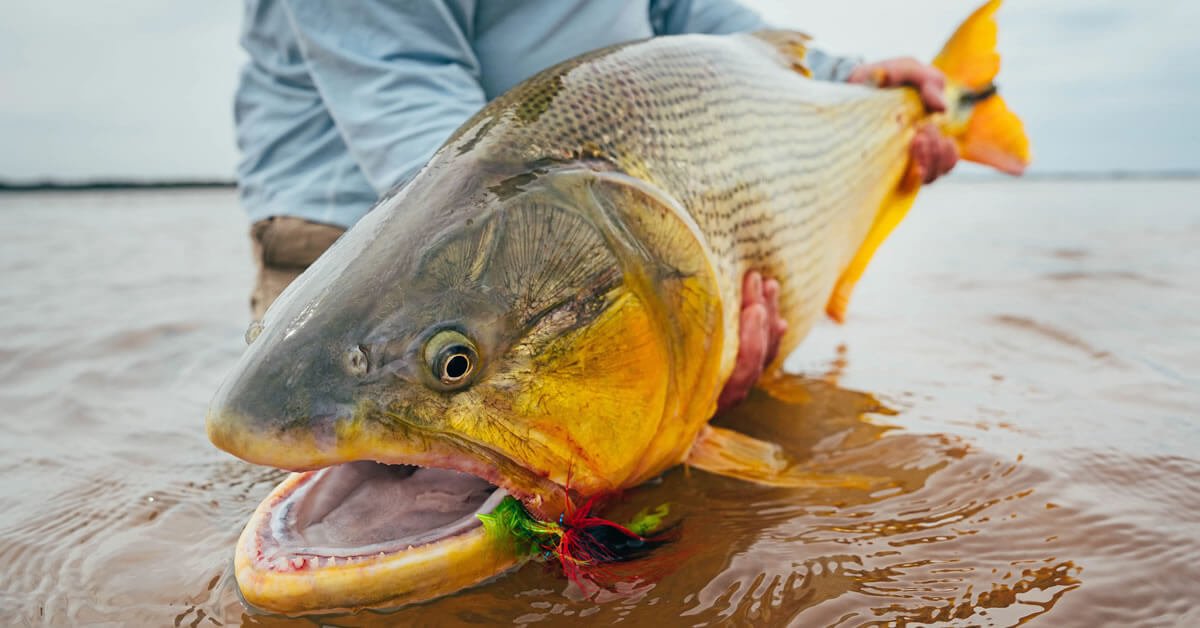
[805,48,862,83]
[650,0,767,35]
[649,0,861,82]
[279,0,486,194]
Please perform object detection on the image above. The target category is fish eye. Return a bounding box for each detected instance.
[424,329,478,389]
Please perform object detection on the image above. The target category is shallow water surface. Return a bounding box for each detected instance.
[0,181,1197,626]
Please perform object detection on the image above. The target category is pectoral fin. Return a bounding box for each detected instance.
[685,425,878,489]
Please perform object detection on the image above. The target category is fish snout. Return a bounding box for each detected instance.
[205,400,355,472]
[205,341,365,470]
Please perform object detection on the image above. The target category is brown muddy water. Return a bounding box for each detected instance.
[0,180,1197,626]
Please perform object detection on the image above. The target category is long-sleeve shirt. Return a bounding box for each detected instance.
[235,0,860,228]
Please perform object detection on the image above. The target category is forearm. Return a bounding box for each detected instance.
[805,48,861,83]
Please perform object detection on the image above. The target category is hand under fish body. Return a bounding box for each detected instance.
[207,0,1028,615]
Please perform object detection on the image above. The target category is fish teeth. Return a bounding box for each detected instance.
[290,556,306,570]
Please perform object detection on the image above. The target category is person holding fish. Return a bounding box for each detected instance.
[234,0,959,412]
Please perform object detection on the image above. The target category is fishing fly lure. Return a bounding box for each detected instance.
[478,496,676,586]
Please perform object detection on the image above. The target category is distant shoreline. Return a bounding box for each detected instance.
[1,170,1197,192]
[959,170,1200,182]
[0,180,235,192]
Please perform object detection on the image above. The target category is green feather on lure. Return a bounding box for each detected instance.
[477,496,561,558]
[478,496,675,586]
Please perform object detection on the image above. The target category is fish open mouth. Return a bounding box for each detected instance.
[259,462,507,565]
[234,461,527,615]
[206,402,576,614]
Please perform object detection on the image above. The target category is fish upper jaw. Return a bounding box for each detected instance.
[205,406,570,519]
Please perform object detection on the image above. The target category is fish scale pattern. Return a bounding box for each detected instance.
[445,31,925,357]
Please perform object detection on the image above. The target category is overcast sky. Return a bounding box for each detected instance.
[0,1,1196,182]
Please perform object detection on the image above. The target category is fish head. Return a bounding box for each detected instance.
[205,164,725,613]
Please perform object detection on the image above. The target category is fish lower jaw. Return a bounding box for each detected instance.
[234,462,530,614]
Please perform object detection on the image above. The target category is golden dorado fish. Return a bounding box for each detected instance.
[206,0,1028,615]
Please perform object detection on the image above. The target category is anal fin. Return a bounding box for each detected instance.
[826,182,920,323]
[685,425,878,489]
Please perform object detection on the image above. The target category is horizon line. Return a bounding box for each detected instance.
[1,170,1198,192]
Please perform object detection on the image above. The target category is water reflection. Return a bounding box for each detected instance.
[189,375,1080,626]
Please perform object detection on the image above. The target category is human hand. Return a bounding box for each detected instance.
[848,58,959,184]
[717,271,788,413]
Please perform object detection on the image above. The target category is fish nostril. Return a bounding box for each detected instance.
[343,345,369,377]
[245,321,264,345]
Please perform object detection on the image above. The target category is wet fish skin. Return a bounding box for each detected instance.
[213,30,918,491]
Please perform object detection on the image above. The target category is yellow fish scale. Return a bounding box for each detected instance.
[451,32,926,370]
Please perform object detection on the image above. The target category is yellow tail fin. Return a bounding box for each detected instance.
[934,0,1031,174]
[933,0,1003,90]
[825,0,1030,322]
